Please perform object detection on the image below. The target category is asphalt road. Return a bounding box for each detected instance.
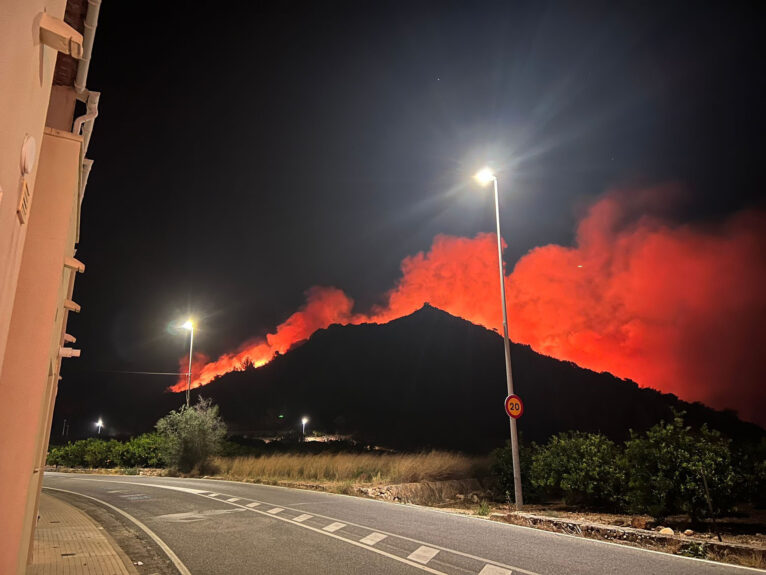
[43,473,760,575]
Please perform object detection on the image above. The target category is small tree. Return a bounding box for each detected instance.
[492,440,543,504]
[624,413,736,521]
[529,432,625,508]
[155,397,227,473]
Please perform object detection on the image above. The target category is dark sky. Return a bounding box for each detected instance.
[59,1,765,435]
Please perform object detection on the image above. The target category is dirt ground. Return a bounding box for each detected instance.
[438,500,766,548]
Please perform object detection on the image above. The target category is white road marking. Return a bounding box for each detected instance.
[293,513,312,522]
[226,497,240,502]
[267,507,284,514]
[323,522,346,533]
[479,565,512,575]
[245,502,261,508]
[157,509,245,523]
[360,532,387,546]
[408,546,439,564]
[54,477,539,575]
[43,487,192,575]
[208,493,219,497]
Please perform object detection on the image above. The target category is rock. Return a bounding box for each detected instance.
[659,527,674,535]
[630,517,648,529]
[684,529,694,536]
[470,493,480,503]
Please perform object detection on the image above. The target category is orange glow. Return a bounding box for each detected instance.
[171,190,766,424]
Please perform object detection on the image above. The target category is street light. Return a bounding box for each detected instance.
[182,319,195,408]
[474,166,524,507]
[301,416,309,435]
[96,418,103,435]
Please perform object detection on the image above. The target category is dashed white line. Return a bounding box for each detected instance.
[478,565,512,575]
[360,532,387,546]
[408,546,439,565]
[226,497,240,502]
[207,493,219,497]
[245,502,261,508]
[293,514,312,522]
[267,507,284,514]
[322,521,346,533]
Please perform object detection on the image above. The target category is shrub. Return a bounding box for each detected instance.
[155,397,227,473]
[492,441,542,504]
[624,413,736,520]
[529,432,625,508]
[118,433,166,468]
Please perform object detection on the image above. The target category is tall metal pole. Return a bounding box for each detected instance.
[492,176,524,507]
[186,325,194,408]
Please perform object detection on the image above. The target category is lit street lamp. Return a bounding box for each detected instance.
[301,416,309,436]
[474,166,524,507]
[96,418,103,435]
[182,319,195,408]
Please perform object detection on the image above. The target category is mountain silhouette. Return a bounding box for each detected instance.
[193,304,763,451]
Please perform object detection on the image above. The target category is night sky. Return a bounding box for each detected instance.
[59,1,765,436]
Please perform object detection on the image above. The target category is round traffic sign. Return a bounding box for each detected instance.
[504,394,524,419]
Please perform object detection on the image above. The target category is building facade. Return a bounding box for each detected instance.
[0,0,102,572]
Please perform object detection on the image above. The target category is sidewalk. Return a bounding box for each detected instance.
[29,492,138,575]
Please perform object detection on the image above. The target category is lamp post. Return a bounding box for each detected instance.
[475,167,524,507]
[96,418,103,435]
[182,319,195,408]
[301,416,309,436]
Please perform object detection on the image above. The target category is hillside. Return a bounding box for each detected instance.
[197,304,762,451]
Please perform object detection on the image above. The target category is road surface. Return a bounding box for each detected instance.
[42,472,760,575]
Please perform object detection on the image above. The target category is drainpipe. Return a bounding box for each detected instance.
[73,91,99,154]
[74,0,101,94]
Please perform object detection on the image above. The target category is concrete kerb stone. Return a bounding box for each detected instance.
[491,511,766,564]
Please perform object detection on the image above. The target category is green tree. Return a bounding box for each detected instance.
[155,397,227,473]
[117,433,167,468]
[492,440,543,504]
[624,413,736,520]
[529,432,625,508]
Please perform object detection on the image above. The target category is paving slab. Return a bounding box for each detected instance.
[29,492,138,575]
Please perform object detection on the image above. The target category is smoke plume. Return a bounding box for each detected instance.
[172,191,766,424]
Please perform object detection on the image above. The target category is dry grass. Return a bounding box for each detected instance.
[211,451,490,485]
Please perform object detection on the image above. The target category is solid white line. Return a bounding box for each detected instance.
[59,476,536,574]
[293,514,312,522]
[226,497,240,502]
[208,492,219,497]
[216,496,447,575]
[479,565,512,575]
[43,487,191,575]
[53,475,764,575]
[245,502,261,508]
[360,532,387,546]
[267,507,284,514]
[323,521,346,533]
[408,545,439,564]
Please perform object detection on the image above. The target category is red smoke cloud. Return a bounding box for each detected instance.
[172,190,766,424]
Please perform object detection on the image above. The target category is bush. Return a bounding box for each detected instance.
[155,397,227,473]
[624,413,736,520]
[46,434,167,469]
[529,432,625,508]
[492,440,542,504]
[118,433,166,468]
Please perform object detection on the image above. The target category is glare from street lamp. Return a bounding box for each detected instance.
[474,167,495,187]
[301,417,309,425]
[182,319,194,330]
[97,418,103,427]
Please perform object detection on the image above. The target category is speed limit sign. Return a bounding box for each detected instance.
[504,394,524,419]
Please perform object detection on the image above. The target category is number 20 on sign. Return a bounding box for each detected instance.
[504,394,524,419]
